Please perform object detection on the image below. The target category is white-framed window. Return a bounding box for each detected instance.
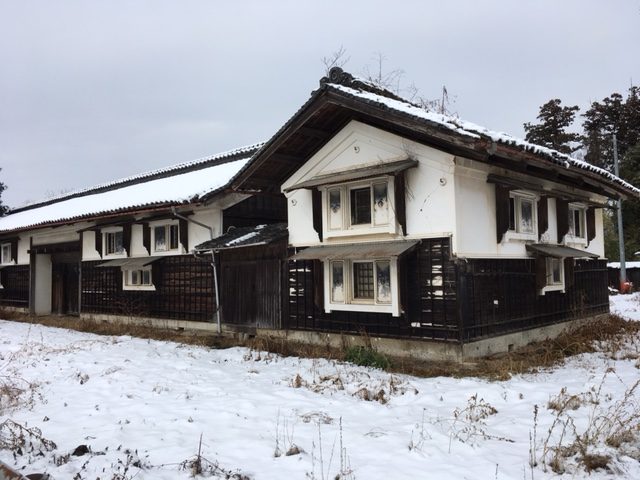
[1,243,13,265]
[122,267,155,291]
[324,178,393,237]
[103,229,125,257]
[327,258,397,315]
[567,204,587,242]
[153,223,180,253]
[507,191,537,240]
[541,257,565,294]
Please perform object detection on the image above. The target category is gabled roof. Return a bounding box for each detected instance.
[232,68,639,200]
[0,144,263,233]
[195,223,287,251]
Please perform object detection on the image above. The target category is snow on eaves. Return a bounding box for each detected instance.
[0,154,252,233]
[607,261,640,269]
[328,83,640,197]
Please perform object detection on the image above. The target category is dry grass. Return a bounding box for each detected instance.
[2,309,639,380]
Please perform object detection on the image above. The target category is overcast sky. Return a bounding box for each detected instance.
[1,0,638,208]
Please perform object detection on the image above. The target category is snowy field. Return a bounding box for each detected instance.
[1,295,640,479]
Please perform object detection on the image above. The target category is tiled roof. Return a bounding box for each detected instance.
[195,223,287,251]
[0,144,262,233]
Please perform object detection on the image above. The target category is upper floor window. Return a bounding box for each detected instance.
[568,204,586,239]
[153,224,179,253]
[104,230,124,256]
[326,179,390,235]
[1,243,12,265]
[508,192,536,236]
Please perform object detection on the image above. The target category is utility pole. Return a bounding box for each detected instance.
[613,134,627,291]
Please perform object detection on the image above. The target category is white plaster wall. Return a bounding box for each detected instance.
[34,254,52,315]
[287,189,320,246]
[283,121,457,246]
[17,236,30,265]
[82,231,101,260]
[190,209,222,250]
[129,224,147,256]
[30,225,81,245]
[453,160,608,259]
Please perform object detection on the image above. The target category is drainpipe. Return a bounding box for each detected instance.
[171,207,221,333]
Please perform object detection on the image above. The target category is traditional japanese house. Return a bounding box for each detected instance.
[230,68,640,360]
[0,144,286,329]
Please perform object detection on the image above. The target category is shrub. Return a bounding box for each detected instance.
[344,346,390,369]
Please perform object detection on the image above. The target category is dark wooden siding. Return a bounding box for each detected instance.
[0,265,30,308]
[81,255,214,321]
[458,258,609,340]
[223,194,287,231]
[287,237,610,343]
[286,237,460,340]
[217,240,287,329]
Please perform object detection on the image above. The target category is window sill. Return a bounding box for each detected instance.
[564,236,587,247]
[325,302,396,316]
[103,252,127,259]
[123,285,156,292]
[150,249,183,256]
[540,284,565,295]
[504,231,538,243]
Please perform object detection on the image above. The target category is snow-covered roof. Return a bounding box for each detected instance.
[0,144,262,233]
[607,261,640,269]
[320,72,640,197]
[195,223,287,251]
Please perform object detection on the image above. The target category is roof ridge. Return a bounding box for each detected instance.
[10,142,264,214]
[319,67,415,105]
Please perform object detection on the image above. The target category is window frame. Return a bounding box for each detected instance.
[322,177,396,238]
[151,222,181,254]
[0,243,13,265]
[102,228,125,258]
[122,266,155,291]
[505,191,538,241]
[325,257,398,315]
[541,257,565,295]
[566,203,587,245]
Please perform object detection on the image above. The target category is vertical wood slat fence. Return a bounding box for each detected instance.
[0,265,30,307]
[81,256,214,321]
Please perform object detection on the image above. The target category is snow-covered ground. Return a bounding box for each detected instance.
[1,294,640,479]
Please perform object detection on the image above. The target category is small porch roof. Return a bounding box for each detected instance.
[97,257,162,268]
[291,240,419,261]
[525,243,599,259]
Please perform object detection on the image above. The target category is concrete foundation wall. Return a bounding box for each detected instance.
[80,313,219,333]
[258,313,608,362]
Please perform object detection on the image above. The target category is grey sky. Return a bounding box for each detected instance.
[1,0,638,208]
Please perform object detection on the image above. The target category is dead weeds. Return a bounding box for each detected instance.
[2,310,639,381]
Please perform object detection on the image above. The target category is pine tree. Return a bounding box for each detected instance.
[523,99,581,154]
[582,86,640,171]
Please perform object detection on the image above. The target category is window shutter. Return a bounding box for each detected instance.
[311,189,323,242]
[556,199,569,243]
[495,185,511,243]
[142,223,151,254]
[123,224,132,257]
[586,207,596,245]
[564,257,575,290]
[394,173,407,236]
[535,256,547,292]
[313,259,324,311]
[537,196,549,240]
[95,230,103,258]
[179,218,189,251]
[10,238,18,263]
